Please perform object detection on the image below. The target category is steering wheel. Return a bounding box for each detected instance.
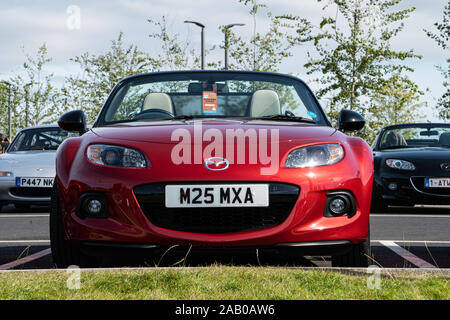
[132,108,174,120]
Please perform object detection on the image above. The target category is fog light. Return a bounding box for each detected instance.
[324,192,356,218]
[329,197,347,215]
[87,199,102,215]
[388,183,397,191]
[78,193,109,219]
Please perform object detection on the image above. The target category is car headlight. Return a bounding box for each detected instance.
[285,144,344,168]
[86,144,148,168]
[386,159,415,171]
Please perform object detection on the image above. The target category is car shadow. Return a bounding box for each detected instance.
[0,204,49,214]
[99,247,322,268]
[372,205,450,215]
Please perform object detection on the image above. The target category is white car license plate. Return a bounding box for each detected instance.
[165,184,269,208]
[424,178,450,188]
[16,177,54,188]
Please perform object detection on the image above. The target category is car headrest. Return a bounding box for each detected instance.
[250,89,281,117]
[383,131,408,148]
[438,132,450,146]
[142,93,174,114]
[35,139,46,147]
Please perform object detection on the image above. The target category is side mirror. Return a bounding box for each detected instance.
[58,110,87,135]
[338,109,365,132]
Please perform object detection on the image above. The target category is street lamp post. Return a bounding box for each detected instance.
[184,20,206,69]
[223,23,245,70]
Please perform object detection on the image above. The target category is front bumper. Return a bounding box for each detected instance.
[133,182,300,234]
[0,178,52,205]
[373,173,450,205]
[58,161,371,248]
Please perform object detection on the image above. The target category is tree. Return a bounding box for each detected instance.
[364,73,425,142]
[1,44,61,136]
[215,1,312,115]
[0,81,13,137]
[301,0,423,141]
[223,0,311,72]
[424,0,449,120]
[148,16,201,70]
[65,32,160,123]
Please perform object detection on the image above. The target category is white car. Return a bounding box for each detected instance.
[0,125,76,211]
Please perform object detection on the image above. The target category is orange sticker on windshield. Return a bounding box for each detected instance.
[202,91,217,113]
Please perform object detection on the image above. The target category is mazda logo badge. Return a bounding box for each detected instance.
[441,163,450,171]
[204,157,229,171]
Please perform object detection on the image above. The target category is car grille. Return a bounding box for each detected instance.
[10,187,52,198]
[134,182,300,234]
[410,177,450,196]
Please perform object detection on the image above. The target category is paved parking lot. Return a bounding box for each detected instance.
[0,205,449,270]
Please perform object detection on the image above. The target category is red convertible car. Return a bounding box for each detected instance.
[52,71,373,267]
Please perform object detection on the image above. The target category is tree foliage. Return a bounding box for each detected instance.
[1,44,60,136]
[66,18,209,123]
[0,82,16,137]
[223,0,311,71]
[0,0,433,144]
[365,72,425,141]
[424,1,449,50]
[424,0,449,120]
[65,32,160,123]
[301,0,423,141]
[148,16,201,70]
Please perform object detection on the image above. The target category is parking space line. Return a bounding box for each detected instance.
[0,240,50,244]
[371,214,450,218]
[0,214,49,218]
[0,248,52,270]
[379,241,437,269]
[372,240,450,244]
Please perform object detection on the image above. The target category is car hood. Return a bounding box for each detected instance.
[374,147,450,161]
[0,151,56,172]
[91,119,338,144]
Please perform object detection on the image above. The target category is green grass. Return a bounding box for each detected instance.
[0,267,448,300]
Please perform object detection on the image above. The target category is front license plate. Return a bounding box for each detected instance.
[16,177,54,188]
[165,184,269,208]
[424,178,450,188]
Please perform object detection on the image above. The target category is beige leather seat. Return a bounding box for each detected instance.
[250,89,281,117]
[142,93,174,114]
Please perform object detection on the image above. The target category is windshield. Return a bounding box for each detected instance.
[379,125,450,149]
[8,127,77,152]
[98,72,327,126]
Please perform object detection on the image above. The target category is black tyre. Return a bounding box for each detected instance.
[332,228,371,267]
[50,182,96,268]
[370,201,389,213]
[370,193,389,213]
[0,204,3,212]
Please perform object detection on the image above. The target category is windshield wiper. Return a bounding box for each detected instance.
[173,115,194,120]
[253,114,316,124]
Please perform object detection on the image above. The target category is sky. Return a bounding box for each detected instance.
[0,0,448,121]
